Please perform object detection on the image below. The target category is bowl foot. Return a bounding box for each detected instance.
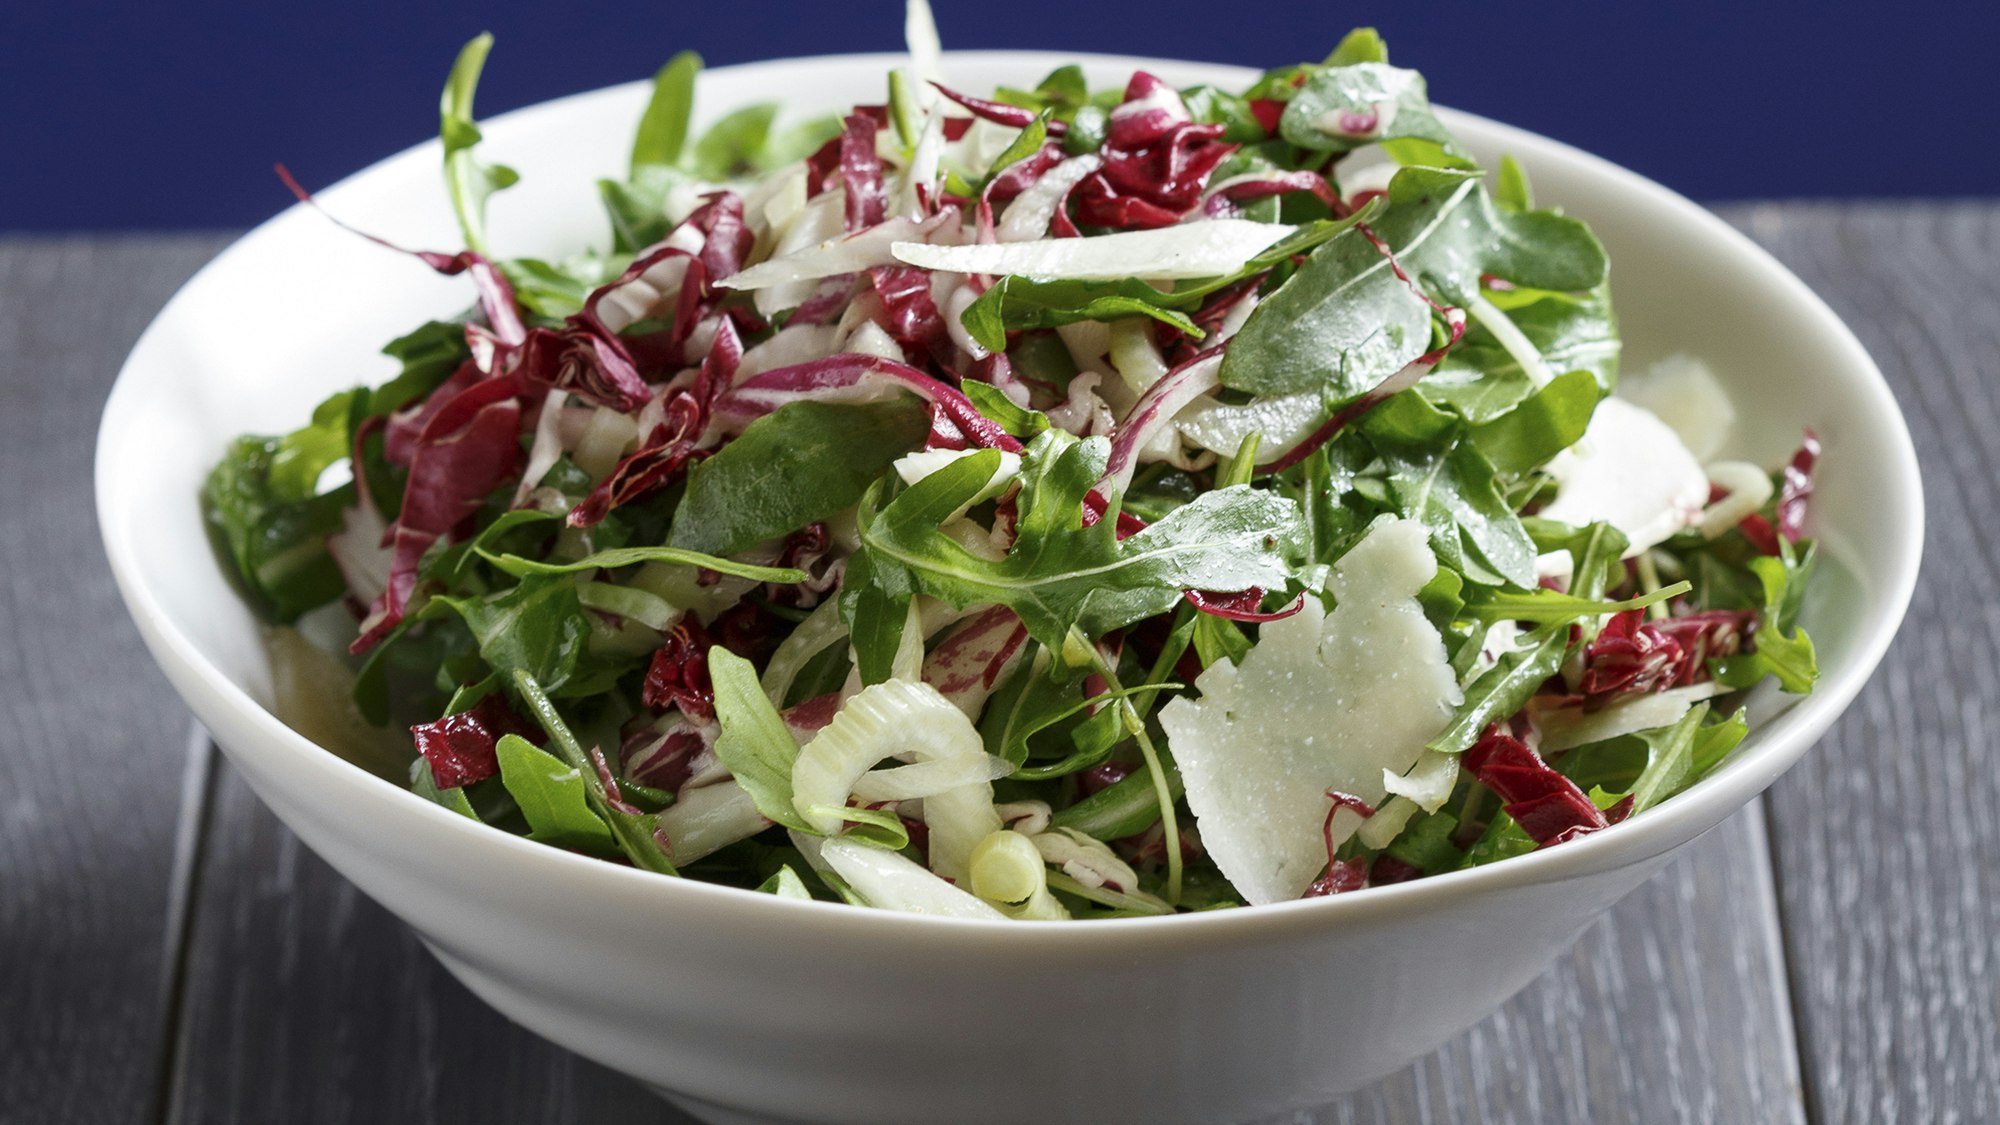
[649,1084,808,1125]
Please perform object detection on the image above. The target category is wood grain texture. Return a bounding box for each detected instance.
[163,762,691,1125]
[165,755,1801,1125]
[0,235,232,1125]
[1724,202,2000,1125]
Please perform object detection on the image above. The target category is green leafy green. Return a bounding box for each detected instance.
[851,432,1304,652]
[756,865,813,899]
[1429,625,1568,754]
[708,647,811,831]
[202,416,353,623]
[1713,549,1820,693]
[479,545,805,584]
[665,399,931,557]
[1223,167,1607,397]
[1470,368,1604,474]
[1278,61,1469,167]
[435,577,595,694]
[960,208,1373,356]
[631,51,701,171]
[439,33,520,255]
[495,734,620,852]
[511,671,677,875]
[1362,390,1538,587]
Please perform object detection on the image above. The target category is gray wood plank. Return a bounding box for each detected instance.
[164,761,691,1125]
[168,756,1801,1124]
[0,235,234,1124]
[1724,201,2000,1124]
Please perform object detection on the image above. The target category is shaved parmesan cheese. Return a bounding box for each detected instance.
[1538,397,1709,559]
[1618,353,1737,463]
[1534,681,1726,753]
[891,219,1295,281]
[1158,519,1461,905]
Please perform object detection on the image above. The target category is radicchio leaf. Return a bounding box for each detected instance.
[1461,729,1629,847]
[412,693,541,789]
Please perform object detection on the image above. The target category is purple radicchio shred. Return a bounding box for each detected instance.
[411,693,541,789]
[1462,729,1631,848]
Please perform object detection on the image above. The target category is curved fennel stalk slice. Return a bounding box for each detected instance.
[790,678,1002,881]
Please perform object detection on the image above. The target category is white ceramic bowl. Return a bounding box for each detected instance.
[97,51,1921,1125]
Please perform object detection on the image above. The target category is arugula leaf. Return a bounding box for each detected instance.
[495,734,620,853]
[203,423,352,623]
[1279,61,1470,167]
[1461,579,1691,626]
[1429,625,1568,754]
[510,671,677,875]
[981,110,1053,188]
[689,103,781,180]
[1384,809,1464,874]
[837,547,915,687]
[1048,760,1187,841]
[376,321,472,416]
[665,399,930,557]
[439,33,520,256]
[435,576,594,694]
[1470,368,1603,474]
[961,276,1204,354]
[1494,154,1534,213]
[1427,284,1620,420]
[959,380,1050,440]
[498,257,601,319]
[1713,550,1820,693]
[631,51,701,171]
[708,647,812,831]
[479,545,805,584]
[411,755,481,819]
[854,432,1304,651]
[1223,168,1607,397]
[756,865,813,899]
[1362,391,1538,587]
[1325,27,1389,66]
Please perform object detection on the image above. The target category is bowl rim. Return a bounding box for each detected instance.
[97,48,1924,947]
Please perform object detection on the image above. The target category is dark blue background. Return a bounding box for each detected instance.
[5,0,1991,231]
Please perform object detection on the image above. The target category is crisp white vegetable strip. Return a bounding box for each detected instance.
[1381,749,1459,814]
[1466,292,1556,389]
[969,830,1068,920]
[1696,461,1776,538]
[725,214,949,291]
[1534,682,1726,753]
[892,219,1295,281]
[1030,827,1140,893]
[790,678,1001,880]
[659,781,769,865]
[819,837,1008,919]
[996,154,1102,242]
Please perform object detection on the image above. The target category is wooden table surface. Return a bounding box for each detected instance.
[2,202,1992,1124]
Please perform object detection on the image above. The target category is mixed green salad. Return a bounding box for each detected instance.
[206,8,1821,919]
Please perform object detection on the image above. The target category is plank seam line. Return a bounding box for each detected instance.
[1758,789,1825,1125]
[146,723,221,1125]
